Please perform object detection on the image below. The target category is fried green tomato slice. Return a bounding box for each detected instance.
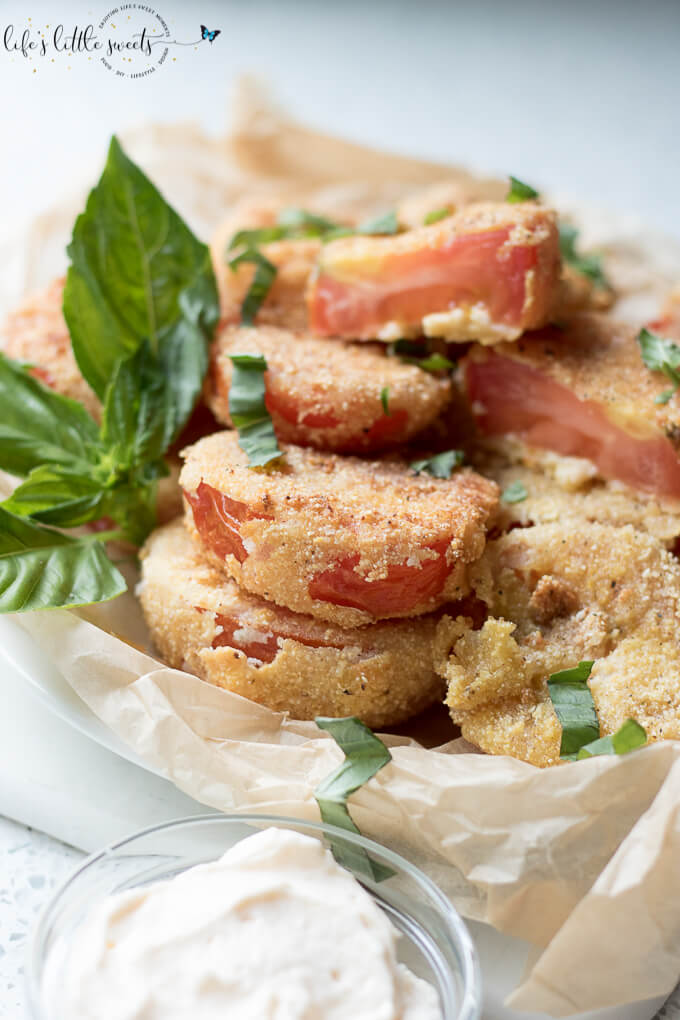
[180,431,498,628]
[207,324,452,453]
[434,522,680,766]
[307,202,561,344]
[139,519,445,727]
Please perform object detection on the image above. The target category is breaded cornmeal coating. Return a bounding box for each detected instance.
[207,324,452,453]
[434,522,680,766]
[474,446,680,546]
[1,278,100,419]
[180,431,498,628]
[139,520,445,727]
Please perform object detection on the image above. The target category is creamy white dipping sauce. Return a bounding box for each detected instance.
[55,828,442,1019]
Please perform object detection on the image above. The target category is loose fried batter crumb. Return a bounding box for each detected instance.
[435,522,680,766]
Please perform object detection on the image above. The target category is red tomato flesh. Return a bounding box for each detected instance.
[185,481,271,563]
[308,541,451,616]
[466,354,680,500]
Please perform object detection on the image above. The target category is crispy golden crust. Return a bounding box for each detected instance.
[180,431,498,627]
[139,520,444,727]
[1,278,100,420]
[473,443,680,545]
[469,313,680,444]
[207,323,452,452]
[435,522,680,766]
[210,197,331,331]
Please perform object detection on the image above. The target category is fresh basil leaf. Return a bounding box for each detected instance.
[501,480,528,504]
[408,352,454,373]
[0,507,126,612]
[559,223,610,291]
[577,718,647,759]
[410,450,464,478]
[227,354,282,467]
[358,210,399,235]
[228,249,277,326]
[314,716,394,882]
[637,328,680,404]
[2,466,106,528]
[380,386,390,415]
[547,661,599,758]
[0,353,100,477]
[423,207,452,225]
[64,135,218,401]
[506,176,540,203]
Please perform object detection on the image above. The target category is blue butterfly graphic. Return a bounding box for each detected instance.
[201,25,221,43]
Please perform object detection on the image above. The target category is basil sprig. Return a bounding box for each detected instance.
[0,137,219,612]
[314,716,394,882]
[506,176,540,203]
[501,480,528,504]
[637,327,680,405]
[227,206,401,325]
[227,354,282,468]
[559,223,610,292]
[410,449,464,479]
[380,386,390,415]
[548,661,647,760]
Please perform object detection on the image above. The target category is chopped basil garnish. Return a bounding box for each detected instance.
[548,661,599,758]
[227,354,282,468]
[387,340,454,374]
[228,249,277,327]
[559,223,610,291]
[576,718,647,759]
[548,661,648,761]
[314,716,394,882]
[410,449,464,479]
[506,176,540,203]
[423,207,452,226]
[637,327,680,404]
[357,210,399,236]
[501,480,528,504]
[380,386,390,415]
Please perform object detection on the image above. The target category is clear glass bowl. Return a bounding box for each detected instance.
[27,814,481,1020]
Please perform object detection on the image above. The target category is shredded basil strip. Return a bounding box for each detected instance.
[380,386,390,415]
[577,719,647,759]
[228,250,278,327]
[357,210,400,236]
[410,449,464,479]
[387,340,454,374]
[314,716,394,882]
[548,661,599,757]
[227,354,282,467]
[506,176,540,203]
[637,328,680,404]
[501,480,528,504]
[559,223,610,291]
[423,207,452,226]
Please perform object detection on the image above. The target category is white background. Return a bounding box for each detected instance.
[1,0,679,236]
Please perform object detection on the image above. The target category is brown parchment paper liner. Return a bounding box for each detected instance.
[4,79,680,1016]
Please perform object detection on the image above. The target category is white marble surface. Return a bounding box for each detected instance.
[0,817,82,1018]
